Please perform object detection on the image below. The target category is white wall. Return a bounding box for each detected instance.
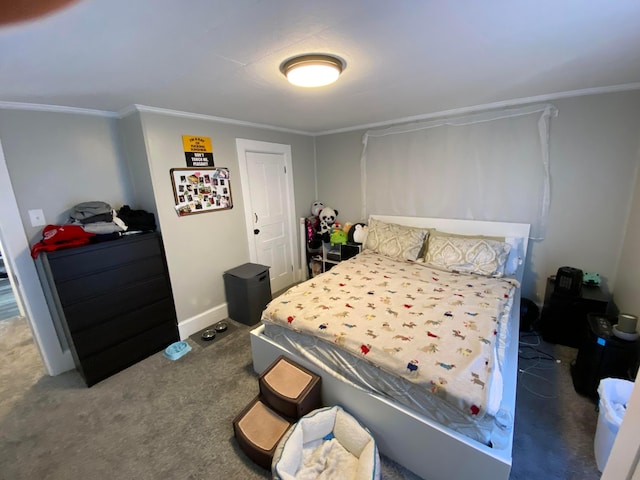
[536,92,640,302]
[613,165,640,315]
[0,106,315,370]
[118,111,158,219]
[603,135,640,480]
[315,91,640,304]
[131,111,316,337]
[0,109,134,243]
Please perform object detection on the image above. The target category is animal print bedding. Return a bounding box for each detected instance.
[261,250,517,419]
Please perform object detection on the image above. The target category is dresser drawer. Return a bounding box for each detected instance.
[63,276,172,332]
[46,234,163,282]
[55,256,166,306]
[78,321,178,387]
[71,298,176,359]
[39,232,178,387]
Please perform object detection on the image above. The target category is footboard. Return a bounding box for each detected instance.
[250,324,511,480]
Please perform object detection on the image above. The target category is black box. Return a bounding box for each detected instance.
[571,313,638,401]
[341,243,361,260]
[223,263,272,325]
[540,276,609,347]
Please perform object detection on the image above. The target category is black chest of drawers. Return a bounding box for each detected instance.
[40,233,178,386]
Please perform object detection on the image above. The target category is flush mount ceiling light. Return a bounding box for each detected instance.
[281,54,345,88]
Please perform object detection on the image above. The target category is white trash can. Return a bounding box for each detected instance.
[594,377,634,472]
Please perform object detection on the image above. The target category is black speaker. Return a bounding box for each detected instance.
[555,266,583,296]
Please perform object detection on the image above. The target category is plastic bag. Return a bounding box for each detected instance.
[597,377,634,428]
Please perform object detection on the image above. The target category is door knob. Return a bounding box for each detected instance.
[254,229,260,235]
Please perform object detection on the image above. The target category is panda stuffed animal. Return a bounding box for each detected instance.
[317,207,339,243]
[311,201,325,218]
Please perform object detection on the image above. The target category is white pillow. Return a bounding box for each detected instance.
[364,218,429,261]
[424,230,511,277]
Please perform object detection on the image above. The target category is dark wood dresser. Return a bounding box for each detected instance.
[39,232,178,386]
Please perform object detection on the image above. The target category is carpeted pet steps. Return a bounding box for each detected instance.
[233,356,322,469]
[233,397,293,470]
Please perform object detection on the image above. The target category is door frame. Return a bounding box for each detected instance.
[0,139,74,375]
[235,138,299,286]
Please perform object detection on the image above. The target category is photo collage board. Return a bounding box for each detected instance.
[170,167,232,216]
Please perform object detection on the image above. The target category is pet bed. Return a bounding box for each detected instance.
[272,405,380,480]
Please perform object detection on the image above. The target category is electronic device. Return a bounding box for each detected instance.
[554,266,583,296]
[583,272,601,286]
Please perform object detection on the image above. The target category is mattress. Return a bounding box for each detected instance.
[261,250,517,444]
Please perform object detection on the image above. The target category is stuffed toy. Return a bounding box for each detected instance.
[306,217,321,250]
[330,229,348,246]
[317,206,339,243]
[348,223,368,244]
[306,201,326,250]
[311,201,325,217]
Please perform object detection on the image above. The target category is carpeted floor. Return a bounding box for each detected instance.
[510,334,601,479]
[0,316,601,480]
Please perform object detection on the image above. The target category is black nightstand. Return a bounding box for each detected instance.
[321,242,362,272]
[539,276,609,348]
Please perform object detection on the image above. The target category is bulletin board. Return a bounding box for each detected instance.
[170,167,232,216]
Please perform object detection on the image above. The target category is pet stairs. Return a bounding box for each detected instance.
[233,355,322,470]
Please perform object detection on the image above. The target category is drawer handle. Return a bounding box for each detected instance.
[258,274,267,281]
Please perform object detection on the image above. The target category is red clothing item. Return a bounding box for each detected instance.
[30,225,96,259]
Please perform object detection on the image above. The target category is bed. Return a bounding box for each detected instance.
[250,215,530,480]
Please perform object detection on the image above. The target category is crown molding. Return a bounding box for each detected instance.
[120,104,314,136]
[0,101,118,117]
[316,82,640,136]
[3,82,639,136]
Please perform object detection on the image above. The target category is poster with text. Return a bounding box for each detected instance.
[182,135,214,167]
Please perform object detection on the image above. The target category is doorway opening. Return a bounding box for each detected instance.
[0,240,21,321]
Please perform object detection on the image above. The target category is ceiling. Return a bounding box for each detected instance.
[1,0,639,134]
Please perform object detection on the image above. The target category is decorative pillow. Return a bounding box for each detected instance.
[364,218,429,261]
[424,230,511,277]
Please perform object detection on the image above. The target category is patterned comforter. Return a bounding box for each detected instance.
[261,250,517,418]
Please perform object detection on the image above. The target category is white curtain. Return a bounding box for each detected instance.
[361,104,557,239]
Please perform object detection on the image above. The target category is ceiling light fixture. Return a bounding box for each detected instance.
[281,54,344,88]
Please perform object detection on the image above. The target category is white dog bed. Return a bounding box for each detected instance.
[272,405,381,480]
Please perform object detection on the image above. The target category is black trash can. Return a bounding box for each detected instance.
[223,263,272,326]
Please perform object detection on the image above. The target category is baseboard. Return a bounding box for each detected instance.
[178,302,229,340]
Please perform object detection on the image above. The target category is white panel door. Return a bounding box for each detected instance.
[237,139,297,294]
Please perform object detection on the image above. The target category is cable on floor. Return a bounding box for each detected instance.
[517,331,559,398]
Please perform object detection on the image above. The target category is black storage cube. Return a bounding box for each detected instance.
[223,263,272,325]
[571,314,638,401]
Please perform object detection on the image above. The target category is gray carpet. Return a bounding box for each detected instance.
[0,316,601,480]
[510,335,601,479]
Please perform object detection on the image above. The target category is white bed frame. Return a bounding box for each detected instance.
[251,215,530,480]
